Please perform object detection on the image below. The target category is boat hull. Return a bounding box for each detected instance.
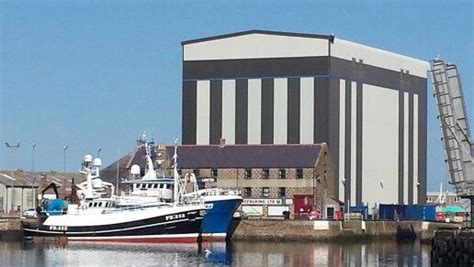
[23,206,204,243]
[201,196,242,241]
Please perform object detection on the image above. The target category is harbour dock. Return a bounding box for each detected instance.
[1,216,460,243]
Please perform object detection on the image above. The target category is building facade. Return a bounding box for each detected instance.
[0,172,36,213]
[181,30,429,207]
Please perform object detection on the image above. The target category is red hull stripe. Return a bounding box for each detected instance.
[67,234,200,243]
[68,237,198,243]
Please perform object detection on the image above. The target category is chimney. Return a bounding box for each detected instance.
[219,138,226,148]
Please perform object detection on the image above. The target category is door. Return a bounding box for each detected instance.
[326,206,335,220]
[293,194,314,219]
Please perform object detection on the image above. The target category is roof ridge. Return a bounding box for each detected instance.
[181,29,333,45]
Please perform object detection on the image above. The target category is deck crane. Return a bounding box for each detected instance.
[430,58,474,226]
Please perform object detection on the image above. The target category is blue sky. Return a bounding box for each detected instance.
[0,0,472,192]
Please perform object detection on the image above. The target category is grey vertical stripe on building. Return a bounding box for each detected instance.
[261,78,274,144]
[235,79,248,144]
[209,80,223,144]
[182,81,197,145]
[356,82,363,205]
[418,85,427,204]
[408,92,414,204]
[344,80,352,204]
[328,78,340,202]
[314,77,329,143]
[398,89,405,203]
[287,78,300,144]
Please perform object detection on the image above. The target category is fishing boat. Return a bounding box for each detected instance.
[120,138,242,241]
[23,153,205,243]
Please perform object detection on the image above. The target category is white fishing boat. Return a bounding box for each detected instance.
[23,153,206,243]
[120,137,242,241]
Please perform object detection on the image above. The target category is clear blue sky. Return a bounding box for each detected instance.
[0,0,472,192]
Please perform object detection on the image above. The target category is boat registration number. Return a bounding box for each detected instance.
[166,213,186,221]
[49,225,68,231]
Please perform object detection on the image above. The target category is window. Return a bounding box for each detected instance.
[261,187,270,198]
[245,169,252,179]
[93,202,98,207]
[147,184,152,189]
[193,169,200,177]
[278,187,286,197]
[262,169,270,179]
[98,202,103,207]
[88,202,93,207]
[244,187,252,197]
[296,169,303,179]
[278,169,286,179]
[177,169,182,175]
[153,184,158,189]
[211,169,218,177]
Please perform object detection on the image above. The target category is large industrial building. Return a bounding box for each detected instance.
[180,30,429,208]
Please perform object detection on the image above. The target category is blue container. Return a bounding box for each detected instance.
[420,204,436,221]
[404,205,419,220]
[379,204,437,221]
[378,204,406,220]
[350,205,369,220]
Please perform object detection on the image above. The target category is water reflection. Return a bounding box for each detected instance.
[231,241,430,267]
[1,240,431,266]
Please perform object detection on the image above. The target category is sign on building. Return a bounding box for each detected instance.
[243,198,283,205]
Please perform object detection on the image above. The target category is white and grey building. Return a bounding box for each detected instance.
[181,30,429,207]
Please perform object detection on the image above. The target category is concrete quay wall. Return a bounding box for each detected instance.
[0,217,461,242]
[232,219,460,242]
[0,217,22,240]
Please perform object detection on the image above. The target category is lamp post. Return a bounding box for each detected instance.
[341,178,347,213]
[63,145,69,175]
[5,142,20,213]
[32,144,36,174]
[31,143,37,208]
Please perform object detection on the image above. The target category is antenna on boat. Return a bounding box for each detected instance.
[173,138,179,205]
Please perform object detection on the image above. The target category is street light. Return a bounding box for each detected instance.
[31,143,37,209]
[32,144,37,174]
[63,145,69,175]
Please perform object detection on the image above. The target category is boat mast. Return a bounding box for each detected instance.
[173,139,179,205]
[142,134,157,180]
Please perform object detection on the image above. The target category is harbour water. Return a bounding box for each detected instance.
[1,240,430,266]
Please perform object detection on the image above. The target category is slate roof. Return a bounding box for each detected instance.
[0,171,85,188]
[165,144,322,169]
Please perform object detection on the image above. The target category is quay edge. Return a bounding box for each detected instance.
[0,217,464,243]
[231,219,461,242]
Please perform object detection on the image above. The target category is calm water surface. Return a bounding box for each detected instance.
[1,240,431,266]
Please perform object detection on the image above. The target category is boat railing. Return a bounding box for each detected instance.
[185,187,241,197]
